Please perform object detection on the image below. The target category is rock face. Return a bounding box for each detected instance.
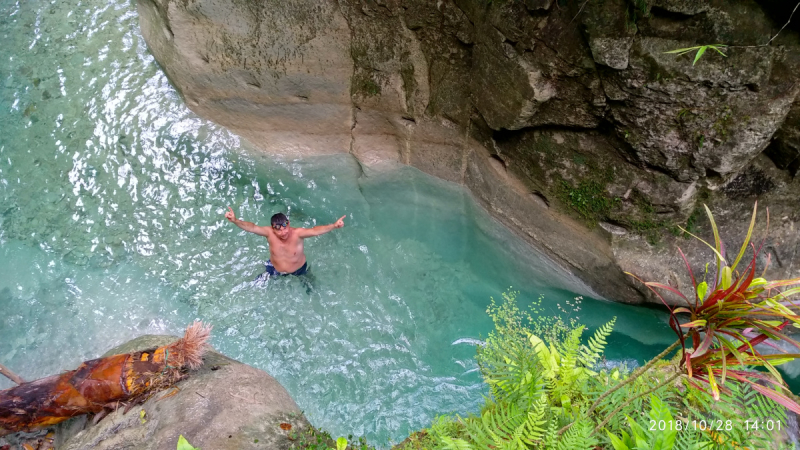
[52,335,310,450]
[136,0,800,304]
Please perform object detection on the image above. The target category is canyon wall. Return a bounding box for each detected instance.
[136,0,800,304]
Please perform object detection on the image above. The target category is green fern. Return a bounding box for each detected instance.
[438,436,472,450]
[426,289,800,450]
[479,333,545,408]
[557,419,597,450]
[542,416,560,448]
[463,400,547,449]
[580,318,616,369]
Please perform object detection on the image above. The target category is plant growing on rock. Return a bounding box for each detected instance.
[394,201,800,448]
[665,45,727,65]
[629,202,800,412]
[397,289,792,449]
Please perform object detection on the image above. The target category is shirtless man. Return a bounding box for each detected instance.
[225,207,345,276]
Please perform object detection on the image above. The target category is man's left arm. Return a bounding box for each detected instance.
[297,215,346,238]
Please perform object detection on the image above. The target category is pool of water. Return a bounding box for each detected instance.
[1,0,795,446]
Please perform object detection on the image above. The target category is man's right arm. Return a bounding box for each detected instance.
[225,206,271,237]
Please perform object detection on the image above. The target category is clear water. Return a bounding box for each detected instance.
[0,0,796,446]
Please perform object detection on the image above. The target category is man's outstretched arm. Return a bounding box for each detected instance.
[225,206,271,237]
[297,215,346,238]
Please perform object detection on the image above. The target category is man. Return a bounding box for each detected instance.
[225,207,345,277]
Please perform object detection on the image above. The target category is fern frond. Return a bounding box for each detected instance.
[557,419,597,450]
[580,317,616,369]
[479,335,545,407]
[464,399,550,450]
[439,436,473,450]
[543,416,560,449]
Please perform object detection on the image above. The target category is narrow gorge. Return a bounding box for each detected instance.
[137,0,800,305]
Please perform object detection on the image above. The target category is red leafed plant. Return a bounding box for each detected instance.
[630,202,800,412]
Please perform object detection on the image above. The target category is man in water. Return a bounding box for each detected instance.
[225,207,346,277]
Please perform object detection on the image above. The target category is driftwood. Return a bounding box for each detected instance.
[0,322,211,436]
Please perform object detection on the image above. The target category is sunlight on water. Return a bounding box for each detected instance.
[7,0,795,446]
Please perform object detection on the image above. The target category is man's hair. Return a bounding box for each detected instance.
[270,212,288,227]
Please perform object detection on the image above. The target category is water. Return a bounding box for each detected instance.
[0,0,795,446]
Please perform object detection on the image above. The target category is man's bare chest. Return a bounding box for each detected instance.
[267,236,303,254]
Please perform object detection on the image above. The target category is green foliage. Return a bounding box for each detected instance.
[557,179,620,226]
[417,286,796,450]
[664,45,727,65]
[608,396,677,450]
[289,427,373,450]
[177,435,199,450]
[441,290,618,449]
[625,0,651,28]
[632,202,800,412]
[465,399,547,449]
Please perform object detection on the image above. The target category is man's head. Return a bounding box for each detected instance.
[271,213,290,237]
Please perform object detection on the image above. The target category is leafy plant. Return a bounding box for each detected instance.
[665,45,727,65]
[408,284,798,450]
[177,435,199,450]
[437,291,618,449]
[629,202,800,412]
[607,395,677,450]
[558,180,620,225]
[289,427,373,450]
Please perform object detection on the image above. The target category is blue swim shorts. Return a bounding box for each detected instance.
[265,260,308,276]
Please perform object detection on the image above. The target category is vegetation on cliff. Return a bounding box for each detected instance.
[396,204,800,449]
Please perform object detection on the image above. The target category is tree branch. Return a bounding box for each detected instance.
[591,370,683,436]
[766,2,800,46]
[732,2,800,49]
[0,362,25,385]
[557,339,681,436]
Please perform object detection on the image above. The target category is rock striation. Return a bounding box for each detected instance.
[135,0,800,304]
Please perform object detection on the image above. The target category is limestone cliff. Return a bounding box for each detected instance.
[135,0,800,304]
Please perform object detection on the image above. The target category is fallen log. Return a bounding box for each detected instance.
[0,322,211,436]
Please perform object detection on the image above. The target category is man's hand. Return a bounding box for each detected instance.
[334,215,346,228]
[225,206,236,222]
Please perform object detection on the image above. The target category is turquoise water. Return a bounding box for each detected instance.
[1,0,794,446]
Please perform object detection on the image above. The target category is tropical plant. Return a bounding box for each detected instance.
[607,395,678,450]
[430,291,616,449]
[629,202,800,412]
[664,45,727,65]
[406,285,798,449]
[177,435,199,450]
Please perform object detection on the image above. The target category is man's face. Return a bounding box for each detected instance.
[273,222,290,239]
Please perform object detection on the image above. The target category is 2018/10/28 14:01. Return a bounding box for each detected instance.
[649,419,782,432]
